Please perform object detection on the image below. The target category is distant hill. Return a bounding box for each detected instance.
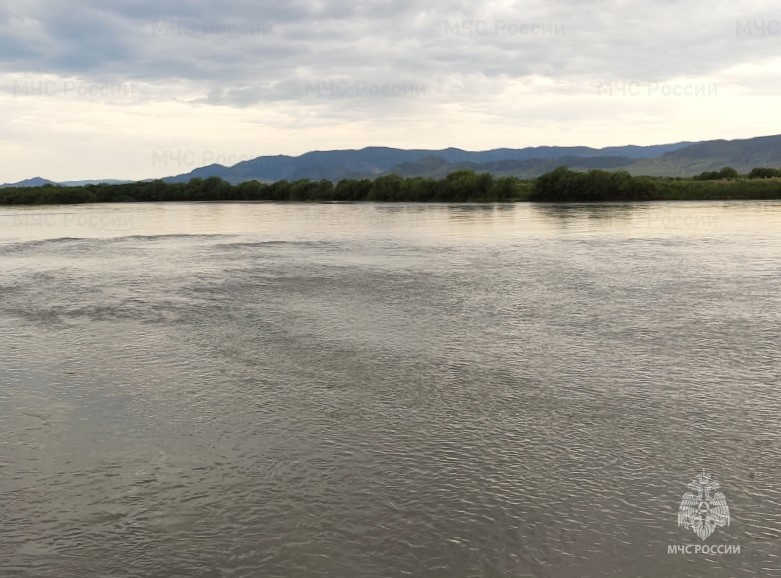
[0,177,133,188]
[627,134,781,176]
[162,142,697,184]
[59,179,134,187]
[387,155,638,179]
[6,135,781,186]
[0,176,59,188]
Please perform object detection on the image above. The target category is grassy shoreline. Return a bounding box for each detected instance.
[2,169,781,205]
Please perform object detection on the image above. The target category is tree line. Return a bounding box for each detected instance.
[529,167,655,201]
[0,171,526,205]
[2,166,781,205]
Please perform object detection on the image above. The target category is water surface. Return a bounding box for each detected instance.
[1,202,780,577]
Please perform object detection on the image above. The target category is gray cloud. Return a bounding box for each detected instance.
[2,0,779,102]
[3,0,781,184]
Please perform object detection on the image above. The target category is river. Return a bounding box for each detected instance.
[1,201,779,577]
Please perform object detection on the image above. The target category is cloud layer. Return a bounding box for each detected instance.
[2,0,781,180]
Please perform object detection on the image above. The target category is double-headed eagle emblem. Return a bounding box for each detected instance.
[678,472,730,540]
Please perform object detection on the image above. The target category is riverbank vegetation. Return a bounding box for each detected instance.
[2,167,781,205]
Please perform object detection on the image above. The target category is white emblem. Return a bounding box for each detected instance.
[678,472,730,540]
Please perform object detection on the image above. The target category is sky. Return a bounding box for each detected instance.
[2,0,781,182]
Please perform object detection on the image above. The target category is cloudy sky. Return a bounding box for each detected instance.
[2,0,781,181]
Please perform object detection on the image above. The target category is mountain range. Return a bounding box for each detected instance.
[159,142,696,184]
[0,177,132,188]
[4,134,781,187]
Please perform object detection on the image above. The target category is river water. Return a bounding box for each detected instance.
[1,202,779,577]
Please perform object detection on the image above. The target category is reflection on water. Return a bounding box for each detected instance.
[1,202,780,578]
[532,203,640,231]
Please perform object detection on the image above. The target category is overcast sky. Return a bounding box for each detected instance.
[2,0,781,181]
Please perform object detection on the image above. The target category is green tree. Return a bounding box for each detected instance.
[748,167,781,179]
[718,166,739,179]
[369,175,404,201]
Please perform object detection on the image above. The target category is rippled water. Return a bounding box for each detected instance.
[1,202,780,577]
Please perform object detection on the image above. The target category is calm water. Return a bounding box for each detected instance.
[1,202,780,577]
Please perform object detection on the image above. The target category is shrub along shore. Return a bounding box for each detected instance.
[2,167,781,205]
